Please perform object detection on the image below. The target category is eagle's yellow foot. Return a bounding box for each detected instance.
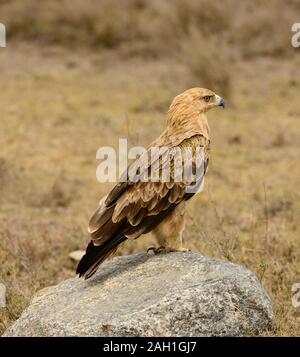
[169,247,191,253]
[147,246,167,255]
[175,248,192,252]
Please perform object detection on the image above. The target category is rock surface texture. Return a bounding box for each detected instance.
[3,252,273,336]
[0,283,6,308]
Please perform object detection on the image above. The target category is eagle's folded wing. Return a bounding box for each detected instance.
[88,134,209,246]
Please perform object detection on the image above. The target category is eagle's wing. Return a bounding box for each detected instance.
[77,134,209,278]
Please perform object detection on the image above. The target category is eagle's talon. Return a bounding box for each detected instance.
[147,247,156,255]
[156,246,167,254]
[147,246,166,255]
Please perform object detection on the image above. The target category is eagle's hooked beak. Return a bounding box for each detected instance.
[215,95,225,109]
[219,97,225,109]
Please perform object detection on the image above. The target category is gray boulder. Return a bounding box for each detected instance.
[3,252,273,336]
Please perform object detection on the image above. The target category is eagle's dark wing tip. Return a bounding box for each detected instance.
[76,236,127,279]
[75,241,96,278]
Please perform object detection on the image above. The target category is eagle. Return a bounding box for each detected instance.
[77,88,225,279]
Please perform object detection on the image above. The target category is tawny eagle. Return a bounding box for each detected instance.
[77,88,224,278]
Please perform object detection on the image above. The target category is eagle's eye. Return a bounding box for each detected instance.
[203,95,212,103]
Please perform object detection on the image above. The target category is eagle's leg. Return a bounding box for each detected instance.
[151,204,190,253]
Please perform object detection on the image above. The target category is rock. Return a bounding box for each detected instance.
[3,253,273,337]
[0,283,6,308]
[68,250,85,262]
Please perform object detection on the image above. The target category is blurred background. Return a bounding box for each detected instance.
[0,0,299,335]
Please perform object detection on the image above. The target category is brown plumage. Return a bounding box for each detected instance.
[77,88,225,278]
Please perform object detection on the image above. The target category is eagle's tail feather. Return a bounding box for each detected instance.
[76,235,127,279]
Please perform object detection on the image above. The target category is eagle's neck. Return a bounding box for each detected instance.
[166,106,210,141]
[198,113,210,139]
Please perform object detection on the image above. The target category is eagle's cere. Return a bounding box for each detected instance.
[77,88,225,279]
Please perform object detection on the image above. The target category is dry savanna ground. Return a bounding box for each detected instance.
[0,0,300,336]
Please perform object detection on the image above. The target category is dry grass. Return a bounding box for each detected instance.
[0,0,300,336]
[1,0,298,57]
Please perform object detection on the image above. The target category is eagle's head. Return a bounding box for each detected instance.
[170,87,225,115]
